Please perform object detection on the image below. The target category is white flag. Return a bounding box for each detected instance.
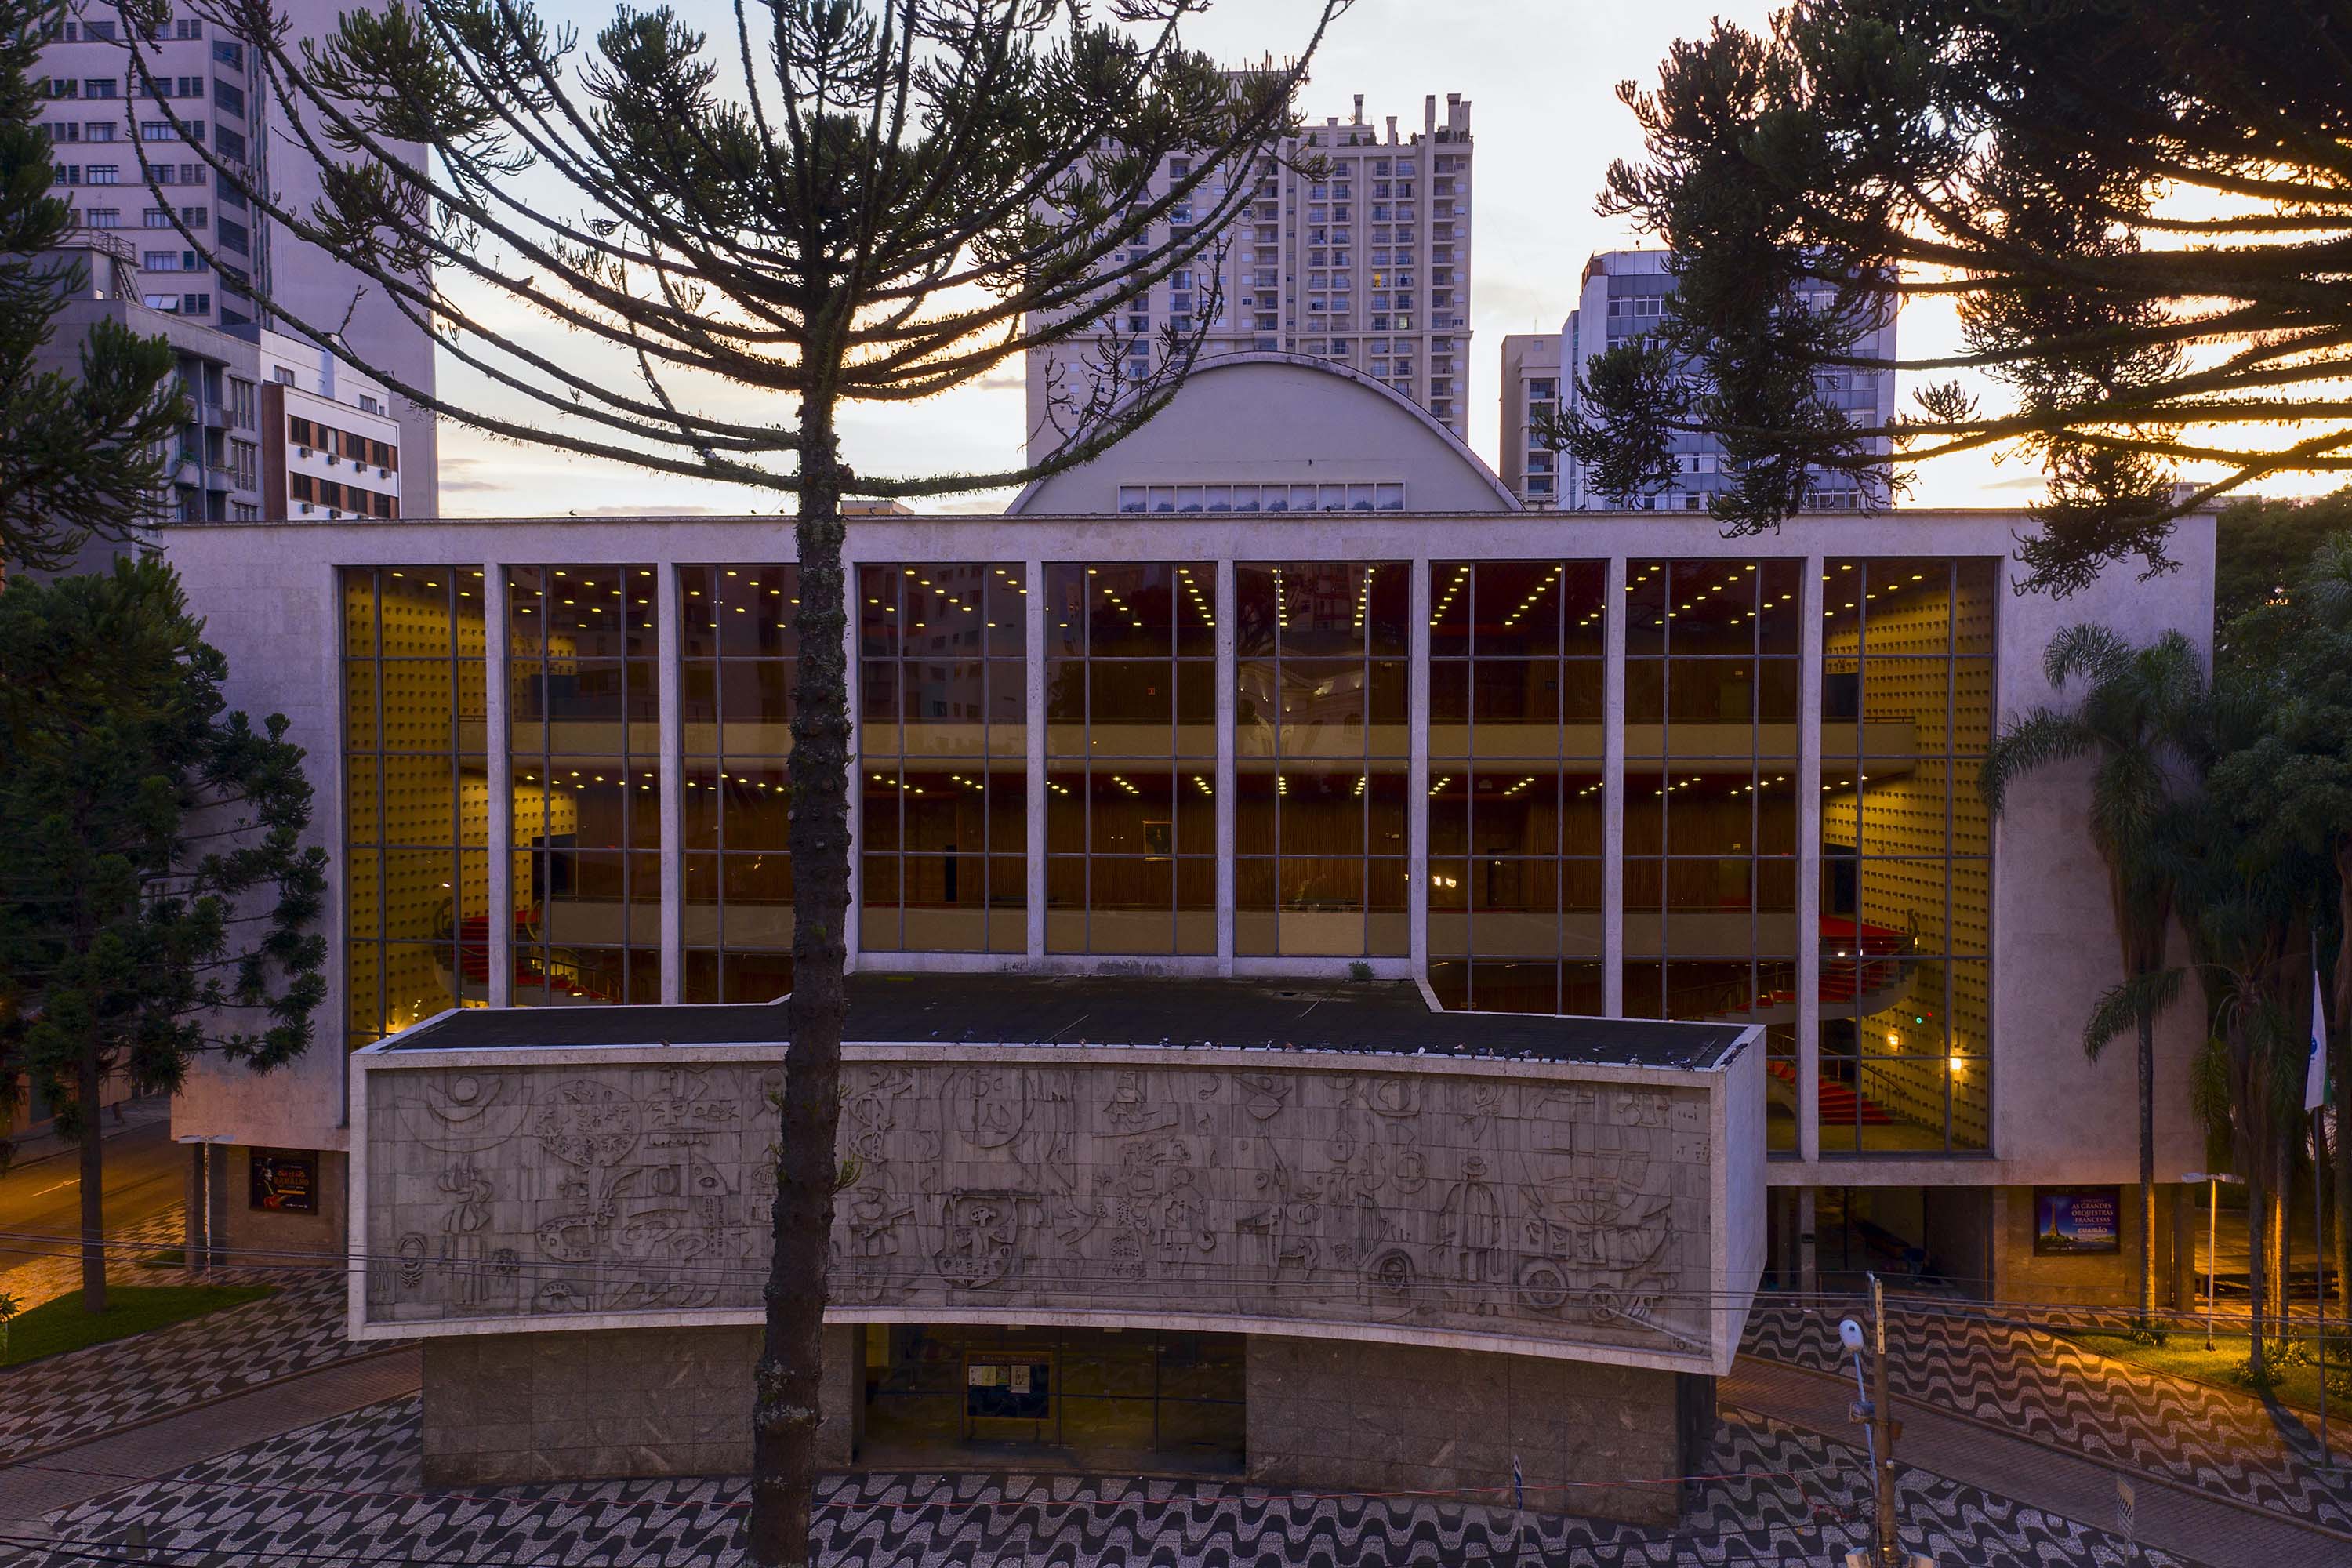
[2308,968,2329,1112]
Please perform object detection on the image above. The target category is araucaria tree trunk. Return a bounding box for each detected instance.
[77,1044,107,1312]
[753,394,851,1568]
[2137,1012,2156,1327]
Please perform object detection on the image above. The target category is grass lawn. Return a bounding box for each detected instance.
[2066,1327,2347,1417]
[0,1283,274,1367]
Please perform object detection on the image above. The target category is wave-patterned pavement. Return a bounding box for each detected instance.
[20,1392,2190,1567]
[1741,1296,2352,1533]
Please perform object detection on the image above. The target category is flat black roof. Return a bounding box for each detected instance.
[375,973,1751,1072]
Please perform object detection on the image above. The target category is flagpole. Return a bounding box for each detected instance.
[2316,930,2333,1468]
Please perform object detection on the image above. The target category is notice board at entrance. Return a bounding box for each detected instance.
[2032,1185,2121,1255]
[966,1356,1051,1420]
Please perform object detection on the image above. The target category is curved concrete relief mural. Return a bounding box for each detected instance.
[365,1057,1715,1360]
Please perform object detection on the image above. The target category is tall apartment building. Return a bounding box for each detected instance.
[36,2,438,514]
[1548,249,1897,512]
[1027,89,1475,460]
[1498,332,1561,508]
[34,236,400,534]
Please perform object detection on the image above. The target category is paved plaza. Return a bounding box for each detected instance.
[4,1273,2350,1566]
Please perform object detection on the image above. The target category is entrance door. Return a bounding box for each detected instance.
[962,1349,1056,1444]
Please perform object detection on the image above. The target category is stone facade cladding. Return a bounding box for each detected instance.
[355,1040,1759,1377]
[419,1324,857,1486]
[1245,1336,1685,1526]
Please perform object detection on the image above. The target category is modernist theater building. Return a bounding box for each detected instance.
[161,354,2216,1504]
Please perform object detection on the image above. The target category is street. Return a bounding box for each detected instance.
[0,1114,185,1302]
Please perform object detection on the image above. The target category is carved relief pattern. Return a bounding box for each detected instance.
[366,1058,1715,1358]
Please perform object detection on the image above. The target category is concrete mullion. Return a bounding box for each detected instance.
[843,552,865,973]
[656,564,684,1004]
[1797,552,1825,1163]
[483,563,512,1009]
[1215,557,1237,974]
[1026,556,1047,962]
[1602,554,1628,1016]
[1407,557,1430,980]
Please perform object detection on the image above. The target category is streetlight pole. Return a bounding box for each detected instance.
[2183,1172,2245,1352]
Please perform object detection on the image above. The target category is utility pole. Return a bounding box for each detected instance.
[1871,1274,1899,1567]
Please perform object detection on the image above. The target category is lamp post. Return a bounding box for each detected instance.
[176,1134,234,1272]
[2183,1171,2245,1352]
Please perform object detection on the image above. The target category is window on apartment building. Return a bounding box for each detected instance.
[214,125,243,159]
[1427,561,1609,1015]
[506,564,662,1004]
[85,163,117,183]
[84,121,112,141]
[178,205,206,226]
[1044,563,1218,956]
[212,40,241,67]
[82,78,115,99]
[216,216,247,253]
[82,205,118,226]
[52,165,80,185]
[180,291,209,315]
[141,292,178,310]
[140,121,175,140]
[338,566,491,1047]
[143,206,171,227]
[858,564,1029,954]
[272,367,294,385]
[141,249,180,270]
[45,121,78,142]
[175,17,203,38]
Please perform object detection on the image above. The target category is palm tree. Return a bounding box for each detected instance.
[1983,625,2205,1328]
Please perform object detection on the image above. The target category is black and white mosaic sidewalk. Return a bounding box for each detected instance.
[18,1393,2188,1568]
[0,1269,398,1462]
[1742,1297,2352,1534]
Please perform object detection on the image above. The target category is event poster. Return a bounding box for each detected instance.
[250,1149,318,1213]
[2033,1186,2121,1255]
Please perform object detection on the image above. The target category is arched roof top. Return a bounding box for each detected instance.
[1008,351,1522,516]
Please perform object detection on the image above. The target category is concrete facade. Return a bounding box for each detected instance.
[352,1033,1762,1379]
[1246,1337,1686,1526]
[419,1323,858,1486]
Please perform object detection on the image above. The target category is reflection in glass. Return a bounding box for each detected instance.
[1044,563,1217,954]
[1819,559,1994,1154]
[340,567,493,1042]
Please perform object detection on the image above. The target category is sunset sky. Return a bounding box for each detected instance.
[427,0,2332,519]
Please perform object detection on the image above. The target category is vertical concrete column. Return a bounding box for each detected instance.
[482,562,512,1008]
[1025,554,1047,962]
[1215,557,1238,974]
[1602,554,1628,1016]
[1797,553,1825,1162]
[656,564,684,1004]
[1407,557,1431,976]
[1798,1185,1819,1295]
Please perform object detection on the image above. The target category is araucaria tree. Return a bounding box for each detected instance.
[1981,626,2202,1330]
[118,1,1347,1558]
[0,0,184,572]
[0,559,326,1312]
[1571,0,2352,595]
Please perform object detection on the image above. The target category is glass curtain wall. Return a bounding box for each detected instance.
[681,565,797,1003]
[858,564,1027,953]
[505,565,662,1004]
[340,568,489,1045]
[1623,560,1803,1149]
[1044,564,1218,954]
[1234,563,1410,957]
[1820,558,1996,1153]
[1426,561,1606,1012]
